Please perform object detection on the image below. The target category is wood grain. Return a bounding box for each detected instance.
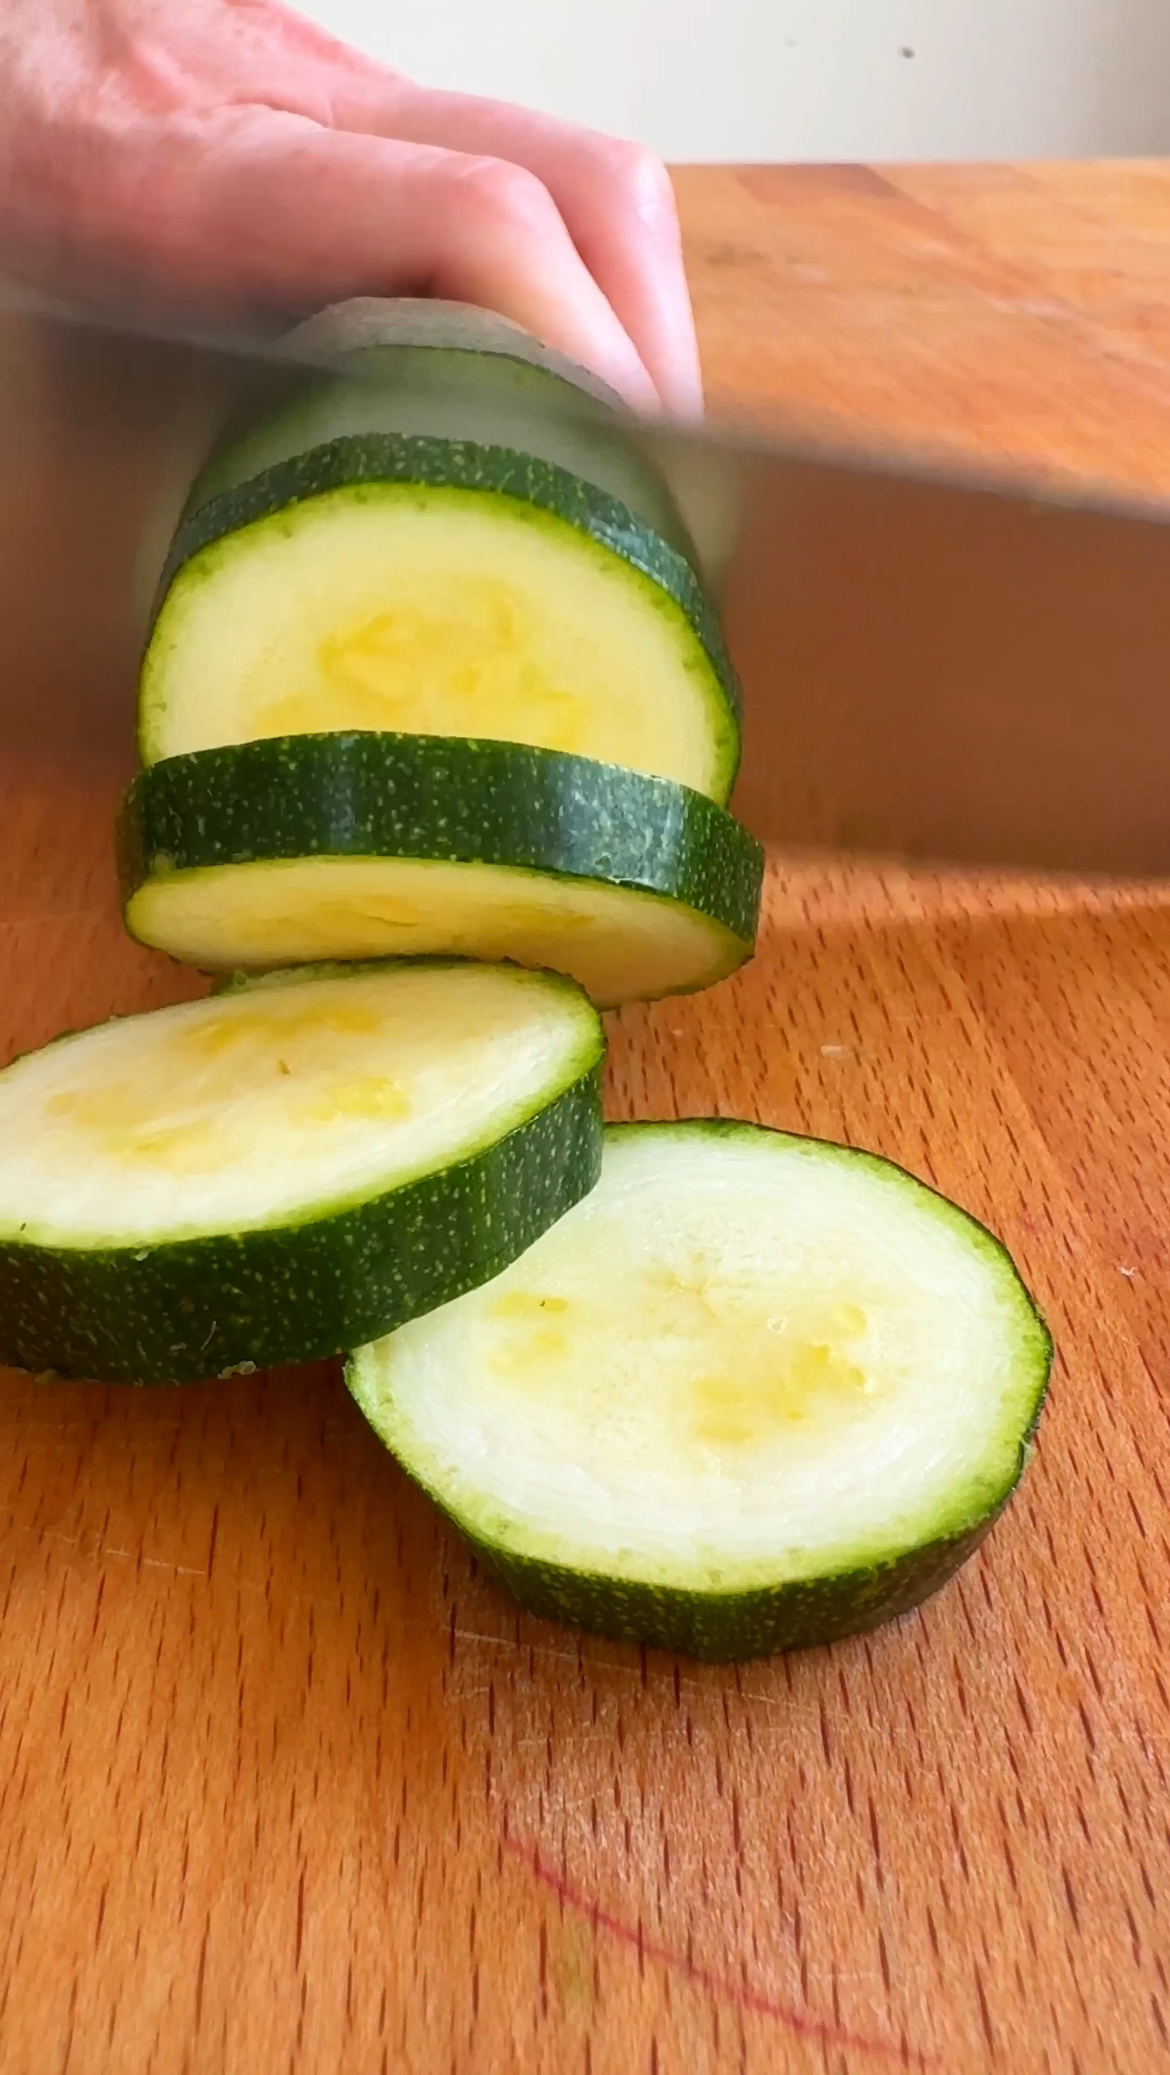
[4,162,1170,2075]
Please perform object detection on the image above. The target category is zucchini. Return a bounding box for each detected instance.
[348,1122,1052,1662]
[142,462,738,798]
[0,961,603,1385]
[193,296,693,556]
[219,298,738,587]
[117,733,764,1008]
[139,302,741,801]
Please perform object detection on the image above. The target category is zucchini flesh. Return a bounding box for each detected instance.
[141,474,736,799]
[0,962,603,1383]
[118,733,763,1007]
[348,1122,1052,1661]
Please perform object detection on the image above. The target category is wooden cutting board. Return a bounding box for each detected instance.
[3,161,1170,2075]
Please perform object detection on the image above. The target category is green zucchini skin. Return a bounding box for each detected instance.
[0,995,604,1388]
[117,732,764,956]
[152,433,742,745]
[456,1498,1017,1665]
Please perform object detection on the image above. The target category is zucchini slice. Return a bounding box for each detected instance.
[139,301,740,799]
[141,463,739,799]
[117,734,764,1008]
[0,962,603,1385]
[348,1122,1052,1662]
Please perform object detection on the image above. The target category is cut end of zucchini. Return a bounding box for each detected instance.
[187,297,696,561]
[279,297,629,413]
[0,962,603,1383]
[142,478,736,799]
[118,734,763,1008]
[267,301,734,582]
[348,1122,1052,1661]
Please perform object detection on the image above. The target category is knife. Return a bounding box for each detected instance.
[2,287,1169,879]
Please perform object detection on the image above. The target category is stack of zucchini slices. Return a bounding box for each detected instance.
[0,304,1051,1660]
[118,300,759,1011]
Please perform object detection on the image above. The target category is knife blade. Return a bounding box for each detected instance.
[2,288,1170,878]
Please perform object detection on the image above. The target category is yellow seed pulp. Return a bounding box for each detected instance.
[253,574,591,750]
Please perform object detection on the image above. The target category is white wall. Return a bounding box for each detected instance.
[298,0,1170,163]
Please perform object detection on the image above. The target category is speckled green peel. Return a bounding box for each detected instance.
[415,1505,1010,1664]
[117,733,764,1003]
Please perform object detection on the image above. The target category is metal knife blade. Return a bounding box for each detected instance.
[3,289,1170,879]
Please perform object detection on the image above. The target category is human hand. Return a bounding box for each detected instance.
[0,0,701,413]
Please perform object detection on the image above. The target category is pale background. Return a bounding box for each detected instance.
[297,0,1170,163]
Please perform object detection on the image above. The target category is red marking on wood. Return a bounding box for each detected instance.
[504,1834,935,2066]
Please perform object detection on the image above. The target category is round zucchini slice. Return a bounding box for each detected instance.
[0,962,603,1385]
[117,734,764,1008]
[139,300,740,801]
[348,1122,1052,1663]
[142,465,738,798]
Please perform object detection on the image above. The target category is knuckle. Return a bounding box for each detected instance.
[595,137,677,220]
[450,153,558,230]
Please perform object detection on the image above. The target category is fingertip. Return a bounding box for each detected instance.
[659,360,706,423]
[590,345,663,417]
